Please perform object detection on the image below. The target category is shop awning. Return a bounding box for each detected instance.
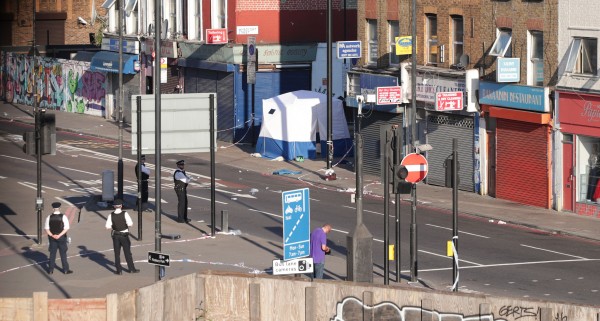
[90,51,138,74]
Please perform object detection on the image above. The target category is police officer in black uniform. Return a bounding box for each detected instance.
[44,202,72,274]
[105,199,139,275]
[173,159,194,223]
[135,154,151,212]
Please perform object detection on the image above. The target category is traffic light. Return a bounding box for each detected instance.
[22,131,35,155]
[394,164,412,194]
[40,113,56,155]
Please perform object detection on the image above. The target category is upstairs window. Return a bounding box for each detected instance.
[528,31,544,86]
[426,14,438,64]
[566,37,598,75]
[211,0,226,29]
[490,29,512,57]
[388,20,400,66]
[451,16,464,65]
[368,19,378,65]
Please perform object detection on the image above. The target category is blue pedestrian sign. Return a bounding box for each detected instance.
[337,41,362,59]
[282,188,310,261]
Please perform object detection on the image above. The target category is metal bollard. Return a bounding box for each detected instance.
[221,210,229,233]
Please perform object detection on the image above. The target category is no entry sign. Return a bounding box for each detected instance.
[401,153,428,183]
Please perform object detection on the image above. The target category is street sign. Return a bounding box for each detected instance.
[247,36,256,84]
[282,188,310,261]
[206,28,228,44]
[376,86,402,105]
[435,92,463,111]
[148,251,170,267]
[401,153,428,183]
[272,257,314,275]
[337,41,361,59]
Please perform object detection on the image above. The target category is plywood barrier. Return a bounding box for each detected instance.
[1,271,599,321]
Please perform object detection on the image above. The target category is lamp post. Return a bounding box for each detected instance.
[326,0,334,172]
[117,0,124,200]
[409,0,419,284]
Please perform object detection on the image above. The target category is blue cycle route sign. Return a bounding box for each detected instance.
[282,188,310,261]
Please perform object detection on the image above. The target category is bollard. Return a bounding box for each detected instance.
[221,210,229,233]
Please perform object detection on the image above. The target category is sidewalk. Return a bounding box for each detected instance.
[2,101,599,243]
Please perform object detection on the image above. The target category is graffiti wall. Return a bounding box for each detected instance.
[1,52,107,117]
[63,61,106,117]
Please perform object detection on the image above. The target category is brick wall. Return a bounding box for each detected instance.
[480,0,558,87]
[237,0,357,11]
[9,0,103,46]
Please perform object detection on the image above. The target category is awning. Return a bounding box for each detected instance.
[90,51,138,74]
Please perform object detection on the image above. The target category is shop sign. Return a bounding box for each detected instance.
[178,42,318,64]
[395,36,412,55]
[479,82,548,112]
[436,92,463,111]
[406,74,465,104]
[206,28,228,44]
[337,41,361,59]
[237,26,259,35]
[497,58,520,83]
[144,40,178,58]
[558,92,600,127]
[101,38,139,54]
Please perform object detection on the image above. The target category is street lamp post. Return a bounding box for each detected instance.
[117,0,124,200]
[409,0,419,284]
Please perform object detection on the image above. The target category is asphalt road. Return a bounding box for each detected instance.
[0,119,599,305]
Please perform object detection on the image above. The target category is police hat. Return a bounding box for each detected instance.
[113,199,123,206]
[176,160,185,165]
[51,202,62,209]
[141,154,146,159]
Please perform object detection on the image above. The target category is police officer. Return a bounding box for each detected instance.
[135,155,151,212]
[44,202,72,274]
[173,159,194,223]
[105,199,139,275]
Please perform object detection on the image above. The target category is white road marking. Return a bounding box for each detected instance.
[520,244,588,259]
[0,154,36,163]
[57,166,99,176]
[342,205,383,216]
[416,258,599,273]
[0,233,37,237]
[419,249,483,266]
[188,194,228,205]
[18,182,64,192]
[425,223,490,239]
[0,175,6,179]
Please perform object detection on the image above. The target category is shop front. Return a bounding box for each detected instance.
[557,91,600,216]
[480,82,552,208]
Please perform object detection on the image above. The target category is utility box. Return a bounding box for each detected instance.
[102,170,114,201]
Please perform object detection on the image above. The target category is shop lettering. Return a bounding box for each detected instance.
[481,88,541,105]
[581,101,600,122]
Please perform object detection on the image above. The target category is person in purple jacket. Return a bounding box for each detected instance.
[309,224,332,279]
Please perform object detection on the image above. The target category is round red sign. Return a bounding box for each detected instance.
[400,153,429,183]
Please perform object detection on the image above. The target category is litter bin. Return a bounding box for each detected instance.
[102,170,115,201]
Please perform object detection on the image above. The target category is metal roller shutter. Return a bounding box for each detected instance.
[361,112,403,176]
[426,114,474,192]
[496,119,550,208]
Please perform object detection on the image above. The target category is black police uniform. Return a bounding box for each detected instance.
[173,167,189,222]
[47,213,70,274]
[109,208,138,274]
[135,159,150,205]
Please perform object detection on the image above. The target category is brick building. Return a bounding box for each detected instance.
[1,0,102,47]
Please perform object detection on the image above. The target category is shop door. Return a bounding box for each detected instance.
[487,129,496,197]
[562,137,574,212]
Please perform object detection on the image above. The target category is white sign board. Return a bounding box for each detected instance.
[237,26,259,35]
[131,93,217,154]
[272,257,314,275]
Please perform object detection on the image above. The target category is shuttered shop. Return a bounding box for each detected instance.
[361,112,403,176]
[426,113,474,192]
[495,119,550,208]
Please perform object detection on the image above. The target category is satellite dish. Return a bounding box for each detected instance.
[459,54,470,67]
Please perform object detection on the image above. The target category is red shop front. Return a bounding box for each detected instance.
[558,91,600,217]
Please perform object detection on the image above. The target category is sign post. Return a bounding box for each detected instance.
[401,153,429,184]
[282,188,310,261]
[148,251,170,267]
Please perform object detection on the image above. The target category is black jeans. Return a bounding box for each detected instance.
[141,180,149,203]
[175,187,188,221]
[112,232,136,272]
[48,235,69,272]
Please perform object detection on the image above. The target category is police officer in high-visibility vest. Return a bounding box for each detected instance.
[173,159,194,223]
[105,199,139,275]
[44,202,72,275]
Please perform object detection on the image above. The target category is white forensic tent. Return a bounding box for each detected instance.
[255,90,352,160]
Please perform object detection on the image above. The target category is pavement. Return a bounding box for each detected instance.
[1,101,600,298]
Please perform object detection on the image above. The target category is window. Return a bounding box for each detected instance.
[194,0,203,40]
[368,19,378,65]
[566,38,598,75]
[211,0,226,29]
[489,29,512,57]
[528,31,544,86]
[388,20,400,66]
[168,0,178,37]
[426,14,438,64]
[451,16,464,65]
